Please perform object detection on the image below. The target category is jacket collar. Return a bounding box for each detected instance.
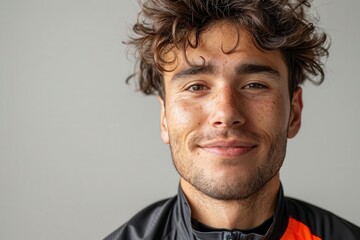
[176,184,289,240]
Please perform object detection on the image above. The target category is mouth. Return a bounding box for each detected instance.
[199,140,257,158]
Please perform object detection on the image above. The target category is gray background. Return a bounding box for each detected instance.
[0,0,359,239]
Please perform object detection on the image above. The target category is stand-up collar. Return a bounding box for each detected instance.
[176,184,289,240]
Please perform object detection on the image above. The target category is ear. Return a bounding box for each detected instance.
[159,97,170,144]
[287,87,303,139]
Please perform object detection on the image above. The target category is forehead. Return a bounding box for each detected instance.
[163,21,287,79]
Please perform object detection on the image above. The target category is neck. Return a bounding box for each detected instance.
[181,176,280,230]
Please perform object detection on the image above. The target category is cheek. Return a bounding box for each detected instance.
[168,100,204,131]
[249,97,289,130]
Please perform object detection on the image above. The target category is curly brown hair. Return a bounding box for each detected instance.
[126,0,329,99]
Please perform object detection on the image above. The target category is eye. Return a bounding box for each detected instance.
[186,84,208,92]
[244,83,267,89]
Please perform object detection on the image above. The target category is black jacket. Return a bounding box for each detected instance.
[105,186,360,240]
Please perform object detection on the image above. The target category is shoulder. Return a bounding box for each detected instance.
[284,196,360,239]
[104,196,178,240]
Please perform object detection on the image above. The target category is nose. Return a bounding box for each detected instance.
[209,86,245,128]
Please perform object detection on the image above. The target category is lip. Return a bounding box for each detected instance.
[199,140,257,158]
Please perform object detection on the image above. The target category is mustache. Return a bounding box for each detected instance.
[188,129,262,146]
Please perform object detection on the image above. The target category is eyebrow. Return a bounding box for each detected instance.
[236,63,280,77]
[172,64,214,81]
[172,63,280,81]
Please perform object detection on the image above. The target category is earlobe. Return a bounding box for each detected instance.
[287,87,303,139]
[159,97,170,144]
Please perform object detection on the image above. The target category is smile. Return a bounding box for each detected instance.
[199,140,257,158]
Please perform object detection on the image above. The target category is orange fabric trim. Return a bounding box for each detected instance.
[281,217,321,240]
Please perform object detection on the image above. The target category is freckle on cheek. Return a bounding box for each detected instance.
[258,113,264,123]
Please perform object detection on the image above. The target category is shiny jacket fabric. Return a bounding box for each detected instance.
[105,186,360,240]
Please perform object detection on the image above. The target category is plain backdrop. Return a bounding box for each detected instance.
[1,0,359,239]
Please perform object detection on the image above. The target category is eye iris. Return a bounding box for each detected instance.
[191,85,203,91]
[249,83,264,88]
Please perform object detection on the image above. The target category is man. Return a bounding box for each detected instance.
[106,0,360,239]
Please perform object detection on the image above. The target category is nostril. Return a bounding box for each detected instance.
[232,120,241,125]
[212,120,242,127]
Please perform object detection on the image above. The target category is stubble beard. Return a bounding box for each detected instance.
[169,129,287,201]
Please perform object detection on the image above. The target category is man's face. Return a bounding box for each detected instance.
[159,22,302,200]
